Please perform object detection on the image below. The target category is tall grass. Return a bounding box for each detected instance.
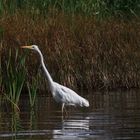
[0,13,139,91]
[0,0,139,18]
[27,75,39,108]
[1,48,26,105]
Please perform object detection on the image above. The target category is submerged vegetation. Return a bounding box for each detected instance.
[0,0,140,105]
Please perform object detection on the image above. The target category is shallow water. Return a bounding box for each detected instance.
[0,90,140,140]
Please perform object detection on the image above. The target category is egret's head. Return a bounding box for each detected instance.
[21,45,39,51]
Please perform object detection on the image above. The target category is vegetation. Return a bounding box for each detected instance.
[27,75,38,108]
[0,1,139,134]
[0,13,140,92]
[1,48,26,106]
[0,0,140,101]
[0,0,140,18]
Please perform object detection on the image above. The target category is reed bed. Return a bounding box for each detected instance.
[1,48,26,106]
[0,12,140,94]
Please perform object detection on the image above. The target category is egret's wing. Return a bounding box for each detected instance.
[54,82,89,107]
[54,84,76,105]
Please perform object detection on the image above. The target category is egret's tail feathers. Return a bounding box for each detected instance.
[81,98,89,107]
[84,99,89,107]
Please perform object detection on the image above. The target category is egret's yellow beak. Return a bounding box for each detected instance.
[21,45,32,49]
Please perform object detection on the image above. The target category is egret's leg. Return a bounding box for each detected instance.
[62,103,65,115]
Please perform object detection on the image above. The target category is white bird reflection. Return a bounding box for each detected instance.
[62,117,90,130]
[52,116,90,139]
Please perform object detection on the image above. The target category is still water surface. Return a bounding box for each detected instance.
[0,90,140,140]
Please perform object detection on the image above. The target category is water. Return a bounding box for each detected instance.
[0,90,140,140]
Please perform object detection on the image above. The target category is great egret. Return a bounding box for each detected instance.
[21,45,89,114]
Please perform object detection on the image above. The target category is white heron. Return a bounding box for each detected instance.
[21,45,89,114]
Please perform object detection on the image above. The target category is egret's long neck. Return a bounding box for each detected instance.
[37,49,53,91]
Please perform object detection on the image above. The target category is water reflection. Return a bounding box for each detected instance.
[0,90,140,140]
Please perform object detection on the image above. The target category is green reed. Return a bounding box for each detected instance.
[2,48,26,105]
[27,75,39,108]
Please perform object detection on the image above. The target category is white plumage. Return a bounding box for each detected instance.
[21,45,89,114]
[52,82,89,107]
